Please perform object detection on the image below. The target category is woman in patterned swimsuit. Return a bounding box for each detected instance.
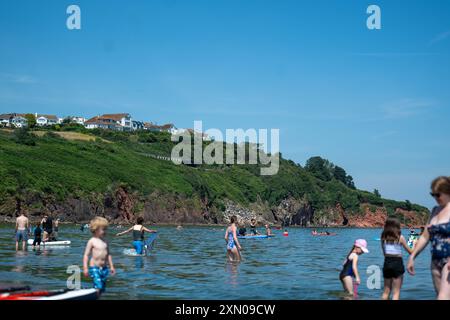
[407,176,450,300]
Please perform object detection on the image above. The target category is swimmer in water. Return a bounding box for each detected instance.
[238,224,247,236]
[83,217,116,296]
[339,239,369,296]
[265,224,273,236]
[225,215,242,262]
[249,218,259,235]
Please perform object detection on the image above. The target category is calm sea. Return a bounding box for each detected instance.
[0,224,435,299]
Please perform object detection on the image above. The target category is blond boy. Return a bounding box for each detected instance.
[83,217,115,295]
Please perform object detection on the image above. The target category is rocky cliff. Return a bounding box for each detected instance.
[0,188,428,227]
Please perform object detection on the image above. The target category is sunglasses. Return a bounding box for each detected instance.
[430,192,441,198]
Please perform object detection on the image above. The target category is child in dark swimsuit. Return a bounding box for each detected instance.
[407,176,450,300]
[339,239,369,296]
[32,222,42,250]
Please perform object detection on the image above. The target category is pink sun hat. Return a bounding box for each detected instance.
[354,239,369,253]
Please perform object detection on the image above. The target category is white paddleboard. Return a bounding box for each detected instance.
[27,239,71,246]
[37,289,97,300]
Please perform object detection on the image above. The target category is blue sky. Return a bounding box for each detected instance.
[0,0,449,208]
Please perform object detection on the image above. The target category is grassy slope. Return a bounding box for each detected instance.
[0,129,428,218]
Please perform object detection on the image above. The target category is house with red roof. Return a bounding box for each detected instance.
[85,113,133,131]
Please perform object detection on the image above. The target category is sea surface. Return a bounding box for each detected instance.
[0,224,436,300]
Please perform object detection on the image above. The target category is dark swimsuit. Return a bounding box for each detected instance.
[428,221,450,270]
[132,227,145,254]
[33,227,42,246]
[339,254,355,280]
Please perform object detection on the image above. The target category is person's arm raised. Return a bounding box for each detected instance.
[143,227,157,233]
[116,227,133,236]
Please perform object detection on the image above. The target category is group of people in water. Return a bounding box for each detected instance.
[338,176,450,300]
[14,213,60,251]
[236,218,274,237]
[10,176,450,300]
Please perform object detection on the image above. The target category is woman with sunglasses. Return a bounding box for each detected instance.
[407,176,450,300]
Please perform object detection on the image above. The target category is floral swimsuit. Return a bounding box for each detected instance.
[428,221,450,270]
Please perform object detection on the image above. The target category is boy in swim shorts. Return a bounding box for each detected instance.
[83,217,116,296]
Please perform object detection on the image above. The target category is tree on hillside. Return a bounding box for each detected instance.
[345,175,355,189]
[14,127,36,146]
[24,114,36,128]
[374,189,381,198]
[305,156,333,181]
[305,157,356,189]
[333,166,347,183]
[405,200,412,211]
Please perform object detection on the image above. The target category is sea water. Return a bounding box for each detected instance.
[0,224,435,299]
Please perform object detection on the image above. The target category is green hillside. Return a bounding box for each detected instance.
[0,126,428,222]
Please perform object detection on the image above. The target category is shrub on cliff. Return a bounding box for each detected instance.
[13,128,36,146]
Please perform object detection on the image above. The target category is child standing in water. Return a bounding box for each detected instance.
[225,216,242,262]
[32,222,42,250]
[339,239,369,296]
[381,218,413,300]
[83,217,116,296]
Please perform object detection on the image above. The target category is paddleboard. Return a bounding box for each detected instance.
[0,289,97,301]
[37,289,97,300]
[237,235,269,239]
[27,239,71,246]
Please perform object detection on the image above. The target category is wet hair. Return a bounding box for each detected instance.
[381,218,401,243]
[230,215,237,224]
[431,176,450,196]
[90,217,108,233]
[136,216,144,225]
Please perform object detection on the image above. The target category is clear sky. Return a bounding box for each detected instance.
[1,0,449,208]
